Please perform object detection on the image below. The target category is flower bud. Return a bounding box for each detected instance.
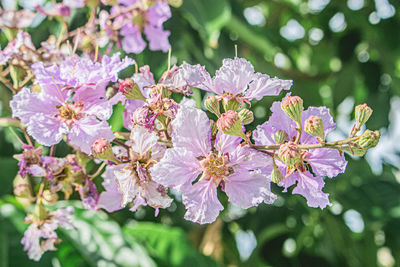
[357,130,380,149]
[342,146,367,156]
[355,104,372,129]
[118,78,146,101]
[238,109,254,125]
[281,96,303,126]
[222,98,241,112]
[91,138,119,163]
[204,96,221,116]
[42,190,59,205]
[304,116,325,141]
[216,111,245,138]
[274,130,288,144]
[278,142,303,169]
[271,161,284,183]
[33,202,48,223]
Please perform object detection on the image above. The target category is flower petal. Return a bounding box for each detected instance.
[150,147,202,189]
[306,148,347,178]
[224,171,276,209]
[130,126,158,155]
[245,73,292,100]
[182,180,223,224]
[172,105,211,157]
[214,57,255,95]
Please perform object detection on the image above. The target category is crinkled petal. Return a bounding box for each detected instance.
[182,180,223,224]
[68,116,114,154]
[10,87,59,125]
[215,132,242,155]
[306,148,347,178]
[121,23,146,54]
[179,62,217,93]
[172,105,211,157]
[98,164,125,212]
[150,147,202,189]
[214,57,255,95]
[147,1,171,28]
[123,99,146,129]
[21,224,42,261]
[229,146,272,171]
[26,114,67,147]
[130,126,158,155]
[141,181,172,209]
[53,206,74,229]
[292,171,331,209]
[144,25,170,52]
[224,171,276,209]
[245,73,292,100]
[114,169,139,207]
[100,53,135,83]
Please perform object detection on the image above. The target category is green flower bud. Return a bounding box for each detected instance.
[204,96,221,116]
[274,130,288,144]
[358,130,380,149]
[271,161,284,183]
[355,104,373,129]
[278,142,303,169]
[33,202,48,223]
[342,146,367,156]
[304,115,325,141]
[216,111,245,138]
[91,138,119,163]
[238,109,254,125]
[118,78,146,101]
[222,98,241,112]
[281,96,303,126]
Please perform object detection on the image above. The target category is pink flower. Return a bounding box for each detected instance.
[10,54,133,154]
[180,57,292,105]
[151,105,276,224]
[98,126,171,214]
[21,207,74,261]
[253,97,347,209]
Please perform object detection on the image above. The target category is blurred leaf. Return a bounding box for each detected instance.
[181,0,231,48]
[123,222,218,267]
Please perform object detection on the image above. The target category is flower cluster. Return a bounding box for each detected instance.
[0,1,381,262]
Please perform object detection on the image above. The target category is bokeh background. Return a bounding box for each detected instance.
[1,0,400,266]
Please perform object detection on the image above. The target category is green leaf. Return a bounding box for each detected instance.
[123,222,218,267]
[181,0,231,48]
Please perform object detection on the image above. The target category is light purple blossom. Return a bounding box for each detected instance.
[151,105,276,224]
[78,178,99,210]
[101,0,171,54]
[10,54,133,154]
[21,207,74,261]
[180,57,292,105]
[98,126,171,214]
[253,97,347,209]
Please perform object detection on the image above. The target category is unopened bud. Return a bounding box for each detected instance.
[358,130,380,149]
[281,96,303,126]
[204,96,221,116]
[91,138,119,162]
[33,202,48,223]
[342,146,367,156]
[274,130,288,144]
[271,161,284,183]
[278,142,303,169]
[355,104,373,129]
[238,109,254,125]
[118,78,146,101]
[42,190,58,205]
[216,111,245,138]
[222,98,241,112]
[304,116,325,141]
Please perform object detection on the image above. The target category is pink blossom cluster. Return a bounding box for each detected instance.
[0,1,380,262]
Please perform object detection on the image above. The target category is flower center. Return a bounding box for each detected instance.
[56,102,84,127]
[200,153,229,184]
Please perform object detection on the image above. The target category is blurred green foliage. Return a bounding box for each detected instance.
[1,0,400,266]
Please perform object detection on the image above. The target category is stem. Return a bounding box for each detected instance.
[50,145,56,157]
[89,161,107,180]
[253,136,360,151]
[36,180,46,203]
[112,139,130,150]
